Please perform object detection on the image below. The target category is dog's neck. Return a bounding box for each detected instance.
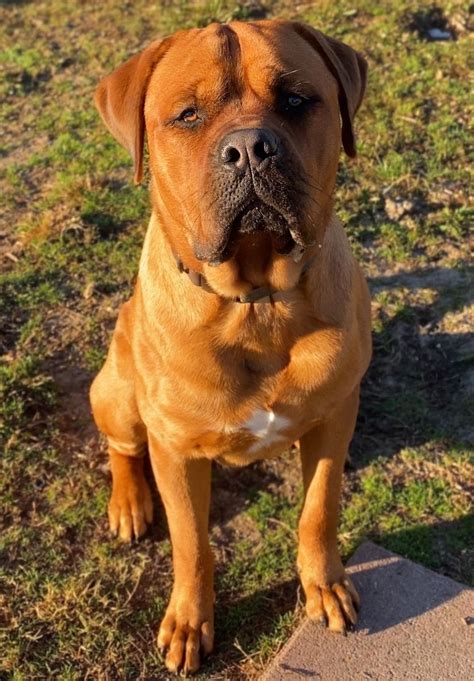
[148,180,326,297]
[172,248,318,304]
[138,210,353,331]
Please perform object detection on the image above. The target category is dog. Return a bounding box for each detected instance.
[90,19,371,674]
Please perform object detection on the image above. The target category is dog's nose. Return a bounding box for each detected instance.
[219,128,280,171]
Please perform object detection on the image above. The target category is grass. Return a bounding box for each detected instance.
[0,0,473,678]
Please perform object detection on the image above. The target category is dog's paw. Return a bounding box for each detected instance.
[157,599,214,675]
[108,474,153,542]
[304,574,359,634]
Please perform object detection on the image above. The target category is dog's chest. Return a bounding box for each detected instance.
[153,366,320,465]
[192,401,300,465]
[223,407,293,454]
[140,309,346,463]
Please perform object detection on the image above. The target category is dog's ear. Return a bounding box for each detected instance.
[293,23,367,157]
[94,38,171,183]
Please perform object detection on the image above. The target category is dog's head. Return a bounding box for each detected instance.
[95,20,366,293]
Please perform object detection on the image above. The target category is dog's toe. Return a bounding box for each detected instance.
[306,574,359,634]
[157,607,214,675]
[107,479,153,542]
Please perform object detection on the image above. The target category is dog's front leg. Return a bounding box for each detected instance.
[148,434,214,675]
[297,388,360,634]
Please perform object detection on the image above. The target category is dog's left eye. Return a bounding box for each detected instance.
[282,92,321,115]
[287,94,304,107]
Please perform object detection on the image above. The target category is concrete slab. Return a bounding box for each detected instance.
[262,542,473,680]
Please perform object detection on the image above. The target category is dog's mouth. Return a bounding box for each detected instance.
[233,200,294,246]
[196,158,316,265]
[206,196,302,266]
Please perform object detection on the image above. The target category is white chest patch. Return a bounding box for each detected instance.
[241,409,292,453]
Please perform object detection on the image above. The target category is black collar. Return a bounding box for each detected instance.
[174,253,316,304]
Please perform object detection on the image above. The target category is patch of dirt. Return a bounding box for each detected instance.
[400,4,473,40]
[47,359,95,438]
[369,262,472,294]
[434,304,474,337]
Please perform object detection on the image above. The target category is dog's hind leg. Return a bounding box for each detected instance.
[90,320,152,542]
[297,386,360,634]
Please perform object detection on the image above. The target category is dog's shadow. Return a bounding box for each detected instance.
[352,264,473,467]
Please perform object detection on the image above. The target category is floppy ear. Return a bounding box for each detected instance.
[293,23,367,157]
[94,38,171,183]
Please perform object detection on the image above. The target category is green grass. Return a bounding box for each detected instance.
[1,0,472,678]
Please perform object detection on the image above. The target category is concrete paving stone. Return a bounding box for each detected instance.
[262,542,473,680]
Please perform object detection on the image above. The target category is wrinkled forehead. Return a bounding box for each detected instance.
[147,21,336,112]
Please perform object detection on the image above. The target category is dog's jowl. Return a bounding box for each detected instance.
[90,19,371,675]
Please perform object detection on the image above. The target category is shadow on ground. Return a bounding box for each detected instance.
[353,264,473,466]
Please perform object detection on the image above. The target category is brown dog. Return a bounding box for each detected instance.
[90,19,371,674]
